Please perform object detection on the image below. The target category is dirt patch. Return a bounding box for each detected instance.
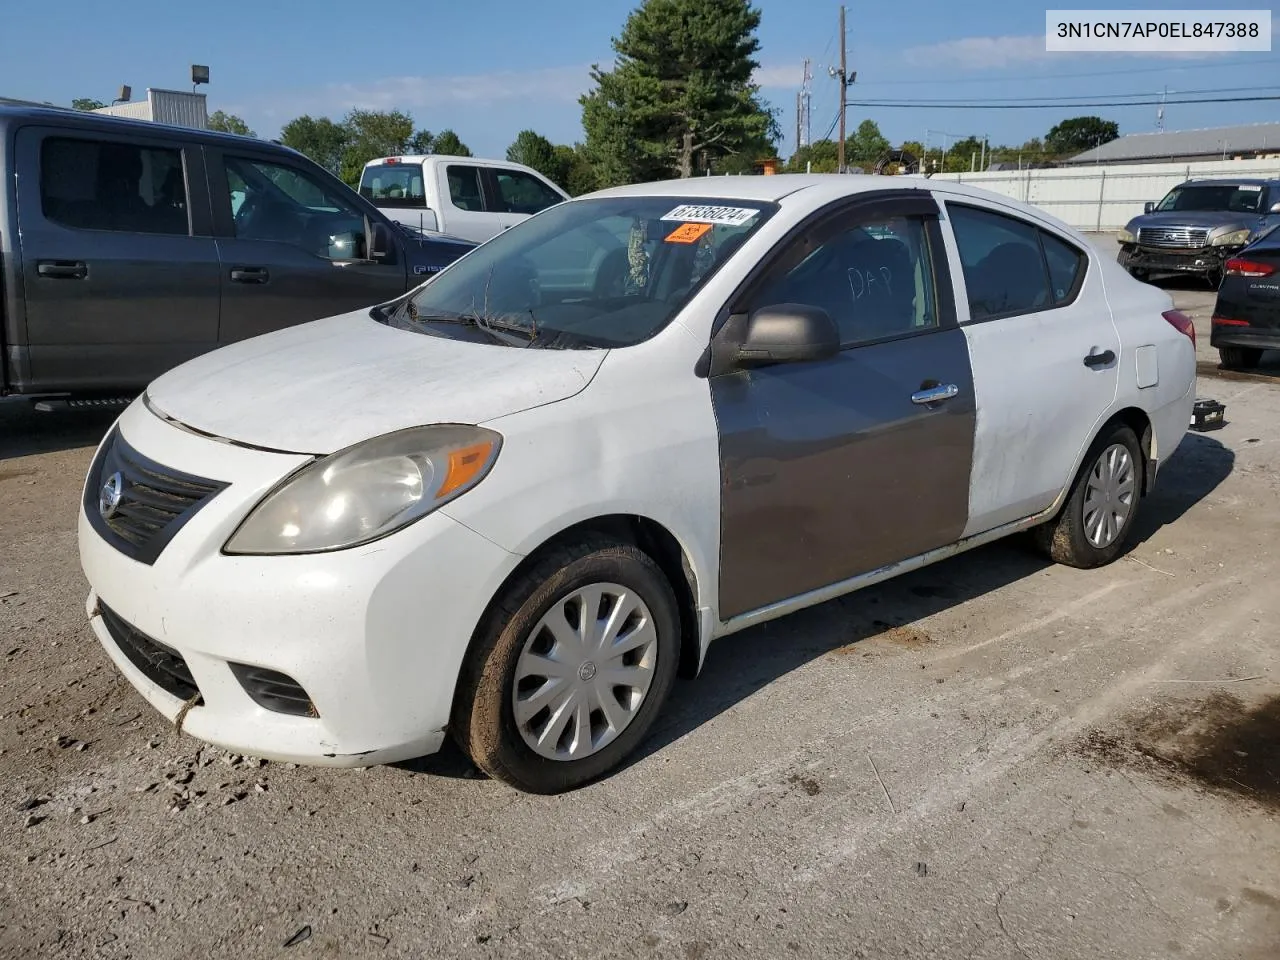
[875,623,933,648]
[787,773,821,796]
[1074,692,1280,810]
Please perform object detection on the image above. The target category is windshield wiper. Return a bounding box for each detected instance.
[399,300,535,346]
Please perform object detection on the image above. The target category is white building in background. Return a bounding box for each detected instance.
[91,89,208,130]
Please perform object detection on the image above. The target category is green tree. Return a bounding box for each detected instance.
[507,129,561,180]
[581,0,779,184]
[339,109,419,183]
[207,110,255,137]
[1045,116,1119,156]
[787,139,839,173]
[280,115,350,176]
[553,144,599,195]
[943,136,985,172]
[71,98,106,111]
[848,119,890,165]
[408,129,435,154]
[432,129,472,157]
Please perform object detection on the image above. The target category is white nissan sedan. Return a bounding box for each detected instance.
[78,176,1197,793]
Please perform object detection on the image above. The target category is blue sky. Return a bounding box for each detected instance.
[2,0,1276,160]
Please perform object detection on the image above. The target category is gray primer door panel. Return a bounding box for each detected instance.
[713,326,976,621]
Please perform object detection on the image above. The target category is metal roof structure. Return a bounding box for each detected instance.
[1066,122,1280,165]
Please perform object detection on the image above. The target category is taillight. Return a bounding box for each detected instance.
[1225,258,1277,277]
[1163,309,1196,348]
[1212,315,1250,327]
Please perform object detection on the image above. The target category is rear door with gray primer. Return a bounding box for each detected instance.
[711,193,976,621]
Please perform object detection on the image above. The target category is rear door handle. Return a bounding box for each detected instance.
[37,260,87,279]
[911,383,959,405]
[1083,349,1116,368]
[229,267,269,284]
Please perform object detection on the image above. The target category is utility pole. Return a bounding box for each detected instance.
[796,92,802,157]
[828,6,854,172]
[800,58,812,148]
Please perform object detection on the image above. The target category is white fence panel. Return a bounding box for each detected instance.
[931,158,1280,231]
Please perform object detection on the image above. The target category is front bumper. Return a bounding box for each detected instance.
[78,400,521,766]
[1118,244,1237,276]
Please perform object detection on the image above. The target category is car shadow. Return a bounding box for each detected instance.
[0,402,121,461]
[400,434,1235,785]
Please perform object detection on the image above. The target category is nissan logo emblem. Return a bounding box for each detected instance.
[99,471,124,520]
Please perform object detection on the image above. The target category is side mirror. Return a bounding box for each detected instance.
[369,220,394,261]
[736,304,840,367]
[1270,202,1280,214]
[1144,202,1156,214]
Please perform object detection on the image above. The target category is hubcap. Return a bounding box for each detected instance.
[512,583,659,762]
[1083,443,1135,548]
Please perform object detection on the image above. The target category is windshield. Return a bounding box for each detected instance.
[359,164,426,208]
[387,196,777,349]
[1155,183,1267,214]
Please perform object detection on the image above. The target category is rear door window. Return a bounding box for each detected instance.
[40,137,189,235]
[948,204,1053,321]
[491,170,564,215]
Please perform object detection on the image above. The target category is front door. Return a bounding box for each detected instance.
[15,126,220,392]
[208,150,407,344]
[711,194,977,621]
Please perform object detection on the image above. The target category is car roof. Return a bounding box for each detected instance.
[585,173,943,204]
[0,103,302,155]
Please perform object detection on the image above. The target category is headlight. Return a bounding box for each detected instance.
[224,425,502,555]
[1211,228,1251,247]
[1118,228,1136,243]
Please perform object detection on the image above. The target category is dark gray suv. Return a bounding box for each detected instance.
[0,105,475,403]
[1116,178,1280,288]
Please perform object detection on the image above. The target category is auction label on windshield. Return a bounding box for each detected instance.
[661,204,758,226]
[1046,10,1271,51]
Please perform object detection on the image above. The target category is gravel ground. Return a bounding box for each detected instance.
[2,289,1279,958]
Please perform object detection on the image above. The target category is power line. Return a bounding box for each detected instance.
[846,94,1280,110]
[852,85,1280,105]
[852,55,1278,87]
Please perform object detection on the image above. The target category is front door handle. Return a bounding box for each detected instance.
[1083,349,1116,368]
[229,266,269,284]
[911,383,959,405]
[37,260,87,279]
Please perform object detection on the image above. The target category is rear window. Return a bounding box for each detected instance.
[358,163,426,208]
[40,137,189,235]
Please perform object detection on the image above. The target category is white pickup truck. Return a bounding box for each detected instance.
[357,155,569,244]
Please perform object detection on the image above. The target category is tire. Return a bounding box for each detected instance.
[451,536,680,793]
[1128,267,1150,283]
[1219,346,1263,370]
[1032,423,1143,569]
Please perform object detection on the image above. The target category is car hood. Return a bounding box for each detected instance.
[144,311,605,455]
[1128,211,1257,232]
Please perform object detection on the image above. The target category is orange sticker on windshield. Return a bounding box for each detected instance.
[665,222,713,244]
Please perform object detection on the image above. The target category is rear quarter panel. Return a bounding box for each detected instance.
[1098,256,1196,468]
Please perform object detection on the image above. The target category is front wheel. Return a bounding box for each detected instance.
[1219,346,1263,370]
[1032,423,1143,569]
[451,537,680,793]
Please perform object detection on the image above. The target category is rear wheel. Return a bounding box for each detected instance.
[451,536,680,793]
[1033,423,1143,569]
[1219,346,1263,370]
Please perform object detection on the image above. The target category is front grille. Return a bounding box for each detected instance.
[229,663,318,717]
[99,603,200,702]
[1137,226,1210,249]
[84,428,227,565]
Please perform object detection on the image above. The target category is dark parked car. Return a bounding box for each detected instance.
[1210,231,1280,369]
[0,105,475,402]
[1116,178,1280,288]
